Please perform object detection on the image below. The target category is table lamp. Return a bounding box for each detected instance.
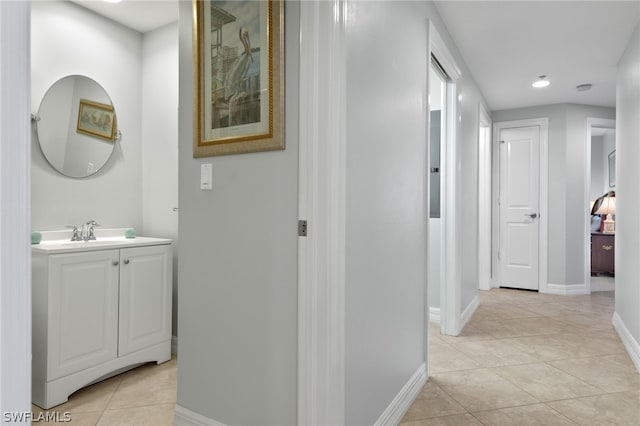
[596,195,616,234]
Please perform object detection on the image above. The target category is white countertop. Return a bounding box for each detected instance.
[31,228,172,254]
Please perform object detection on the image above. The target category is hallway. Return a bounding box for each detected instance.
[402,289,640,425]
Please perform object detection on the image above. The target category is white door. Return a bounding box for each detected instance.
[499,126,540,290]
[118,245,172,356]
[48,250,119,380]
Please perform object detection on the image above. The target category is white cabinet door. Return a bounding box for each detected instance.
[48,250,120,381]
[118,245,172,356]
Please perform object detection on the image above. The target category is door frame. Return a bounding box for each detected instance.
[429,23,462,337]
[478,104,492,291]
[492,118,549,293]
[0,0,32,417]
[584,117,616,294]
[297,1,347,424]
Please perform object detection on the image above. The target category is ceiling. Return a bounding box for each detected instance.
[434,1,640,111]
[69,1,639,112]
[69,0,178,34]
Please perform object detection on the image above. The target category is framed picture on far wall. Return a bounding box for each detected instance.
[193,0,285,157]
[608,150,616,187]
[76,99,116,142]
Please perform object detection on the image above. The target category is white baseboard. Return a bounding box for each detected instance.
[429,307,441,323]
[172,336,178,355]
[174,405,226,426]
[374,363,427,426]
[612,312,640,373]
[459,295,479,331]
[544,283,588,296]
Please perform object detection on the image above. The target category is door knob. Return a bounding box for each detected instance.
[525,213,538,219]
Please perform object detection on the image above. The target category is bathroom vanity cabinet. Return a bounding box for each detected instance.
[31,238,172,409]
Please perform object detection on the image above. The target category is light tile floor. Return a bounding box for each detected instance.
[32,356,176,425]
[33,289,639,426]
[402,288,640,426]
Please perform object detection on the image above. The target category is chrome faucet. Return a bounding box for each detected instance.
[66,225,82,241]
[81,220,100,241]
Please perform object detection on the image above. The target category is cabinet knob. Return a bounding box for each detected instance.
[602,245,613,251]
[124,259,130,265]
[112,261,119,266]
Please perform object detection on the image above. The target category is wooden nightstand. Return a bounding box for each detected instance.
[591,232,615,276]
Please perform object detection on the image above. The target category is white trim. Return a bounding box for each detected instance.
[429,307,441,323]
[545,283,588,296]
[584,118,616,294]
[171,336,178,355]
[612,312,640,373]
[429,25,461,80]
[429,20,462,337]
[174,405,227,426]
[297,1,347,425]
[459,295,479,331]
[374,363,427,426]
[492,118,549,294]
[478,104,492,291]
[0,1,32,421]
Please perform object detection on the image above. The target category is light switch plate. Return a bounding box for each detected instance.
[200,164,212,190]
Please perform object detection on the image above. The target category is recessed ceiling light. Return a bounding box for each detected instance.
[576,83,592,92]
[532,75,550,89]
[104,0,123,3]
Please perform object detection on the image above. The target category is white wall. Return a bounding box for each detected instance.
[31,1,143,230]
[345,3,428,422]
[344,1,489,423]
[591,130,616,201]
[492,103,615,288]
[428,219,441,311]
[176,1,299,424]
[615,23,640,366]
[602,130,616,191]
[141,22,179,336]
[457,57,487,310]
[591,135,605,201]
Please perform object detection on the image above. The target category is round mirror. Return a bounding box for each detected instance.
[36,75,118,178]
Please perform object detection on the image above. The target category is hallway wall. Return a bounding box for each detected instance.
[176,2,300,424]
[344,1,489,423]
[614,22,640,369]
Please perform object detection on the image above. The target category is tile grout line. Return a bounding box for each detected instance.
[93,378,124,426]
[541,359,614,395]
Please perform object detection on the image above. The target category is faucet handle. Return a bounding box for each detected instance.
[84,220,100,240]
[65,225,82,241]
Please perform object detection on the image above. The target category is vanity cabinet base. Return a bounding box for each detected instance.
[32,341,170,409]
[31,241,173,409]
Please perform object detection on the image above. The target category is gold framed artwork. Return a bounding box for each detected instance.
[193,0,285,157]
[76,99,116,142]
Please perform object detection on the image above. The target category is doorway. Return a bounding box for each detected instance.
[585,118,616,294]
[427,58,447,326]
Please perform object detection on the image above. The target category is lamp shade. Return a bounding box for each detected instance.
[596,196,616,216]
